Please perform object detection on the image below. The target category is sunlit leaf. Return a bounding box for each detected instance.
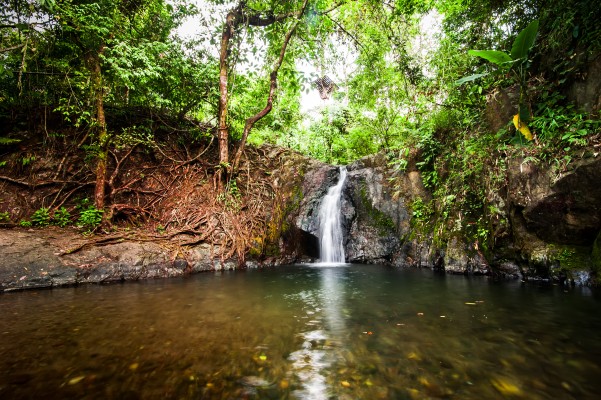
[468,50,512,66]
[510,20,539,61]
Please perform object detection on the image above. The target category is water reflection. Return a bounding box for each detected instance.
[288,266,348,399]
[1,265,600,399]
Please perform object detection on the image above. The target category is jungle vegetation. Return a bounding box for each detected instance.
[1,0,600,246]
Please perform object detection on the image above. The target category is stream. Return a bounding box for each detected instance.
[1,264,600,399]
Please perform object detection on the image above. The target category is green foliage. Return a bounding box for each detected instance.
[77,207,104,232]
[31,207,51,227]
[510,20,539,62]
[411,197,434,222]
[19,219,32,227]
[530,92,601,147]
[218,178,242,212]
[53,207,71,227]
[415,131,441,189]
[0,137,21,145]
[0,211,10,222]
[460,19,539,126]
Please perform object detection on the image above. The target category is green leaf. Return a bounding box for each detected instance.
[468,50,512,66]
[510,20,539,61]
[518,103,530,122]
[455,73,489,86]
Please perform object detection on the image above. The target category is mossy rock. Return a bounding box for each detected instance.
[358,184,396,234]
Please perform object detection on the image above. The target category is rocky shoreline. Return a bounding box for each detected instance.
[0,227,250,293]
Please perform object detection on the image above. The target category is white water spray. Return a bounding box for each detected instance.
[318,167,347,263]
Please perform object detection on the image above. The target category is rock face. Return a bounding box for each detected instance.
[290,148,601,285]
[292,153,431,266]
[0,227,239,292]
[508,156,601,245]
[566,56,601,114]
[500,154,601,284]
[344,155,408,264]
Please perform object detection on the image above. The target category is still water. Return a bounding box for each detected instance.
[1,264,600,399]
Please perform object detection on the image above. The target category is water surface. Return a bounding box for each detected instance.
[1,264,600,399]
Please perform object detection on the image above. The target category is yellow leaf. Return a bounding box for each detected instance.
[491,377,523,396]
[513,114,533,141]
[68,376,85,385]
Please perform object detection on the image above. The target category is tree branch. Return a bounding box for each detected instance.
[0,43,25,53]
[325,14,365,50]
[232,0,310,173]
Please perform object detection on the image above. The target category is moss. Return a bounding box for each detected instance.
[549,244,591,270]
[358,184,395,234]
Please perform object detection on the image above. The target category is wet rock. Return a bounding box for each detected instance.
[0,228,243,292]
[504,155,601,283]
[444,237,489,275]
[173,257,188,271]
[291,152,432,265]
[493,261,522,279]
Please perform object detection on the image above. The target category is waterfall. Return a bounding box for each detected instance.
[318,167,347,263]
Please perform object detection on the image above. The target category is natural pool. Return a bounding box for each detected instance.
[1,264,600,399]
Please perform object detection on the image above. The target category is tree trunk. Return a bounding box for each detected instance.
[231,0,309,173]
[217,7,239,191]
[88,45,108,210]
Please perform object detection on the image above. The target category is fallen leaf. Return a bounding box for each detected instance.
[341,380,351,388]
[68,376,85,385]
[491,377,522,396]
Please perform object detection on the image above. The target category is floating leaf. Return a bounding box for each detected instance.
[491,377,523,396]
[68,376,85,385]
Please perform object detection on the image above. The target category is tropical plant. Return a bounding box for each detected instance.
[52,207,72,227]
[77,206,104,232]
[457,20,539,140]
[31,207,51,227]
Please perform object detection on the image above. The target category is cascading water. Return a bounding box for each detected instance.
[318,167,347,263]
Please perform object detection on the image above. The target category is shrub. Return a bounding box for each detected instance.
[31,208,51,227]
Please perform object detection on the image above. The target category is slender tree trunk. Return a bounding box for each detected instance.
[217,8,239,191]
[88,45,108,210]
[231,0,309,173]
